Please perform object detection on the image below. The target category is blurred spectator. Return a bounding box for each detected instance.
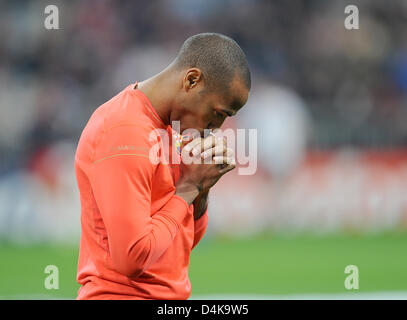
[237,80,311,179]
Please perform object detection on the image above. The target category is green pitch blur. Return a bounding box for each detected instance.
[1,232,407,299]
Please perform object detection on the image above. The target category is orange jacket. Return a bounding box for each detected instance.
[74,83,208,299]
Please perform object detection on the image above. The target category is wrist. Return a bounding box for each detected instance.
[175,182,200,205]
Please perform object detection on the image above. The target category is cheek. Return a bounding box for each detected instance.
[176,97,213,130]
[201,112,214,127]
[208,118,225,130]
[178,113,203,131]
[186,106,211,123]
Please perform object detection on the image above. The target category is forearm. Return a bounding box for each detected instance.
[192,190,209,249]
[117,195,189,277]
[193,189,209,220]
[97,191,191,278]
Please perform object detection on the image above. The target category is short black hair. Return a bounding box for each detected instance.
[174,33,251,93]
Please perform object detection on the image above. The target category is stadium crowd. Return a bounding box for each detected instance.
[0,0,406,240]
[1,0,407,174]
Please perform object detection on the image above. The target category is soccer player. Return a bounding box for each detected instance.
[74,33,251,299]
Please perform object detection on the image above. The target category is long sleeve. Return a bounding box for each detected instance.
[192,204,209,249]
[87,124,191,278]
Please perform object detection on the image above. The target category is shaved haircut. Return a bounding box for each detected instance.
[174,33,251,93]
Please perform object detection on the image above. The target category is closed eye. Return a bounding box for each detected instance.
[214,110,225,118]
[219,108,235,117]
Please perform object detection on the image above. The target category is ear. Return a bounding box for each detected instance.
[183,68,202,91]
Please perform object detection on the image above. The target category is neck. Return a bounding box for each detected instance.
[137,66,176,126]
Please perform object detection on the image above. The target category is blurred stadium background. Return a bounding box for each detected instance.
[1,0,407,299]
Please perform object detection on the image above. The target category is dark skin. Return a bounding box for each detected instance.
[137,62,249,219]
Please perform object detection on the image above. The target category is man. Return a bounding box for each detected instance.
[74,33,251,299]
